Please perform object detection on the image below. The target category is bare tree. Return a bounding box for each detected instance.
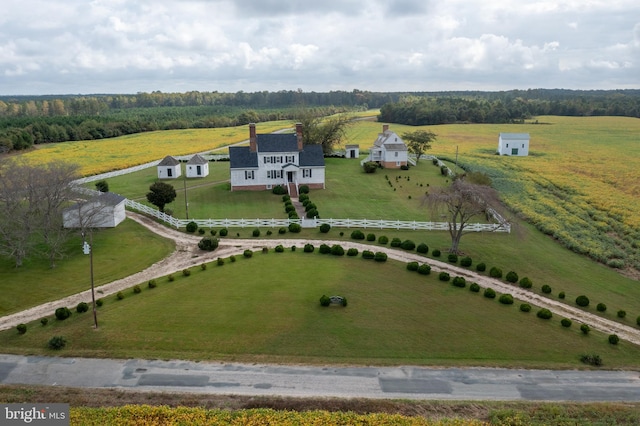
[424,178,506,254]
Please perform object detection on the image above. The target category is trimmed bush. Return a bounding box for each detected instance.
[210,229,217,236]
[520,303,532,312]
[438,271,450,282]
[40,318,48,326]
[282,194,290,202]
[185,221,198,233]
[291,245,296,252]
[505,271,519,283]
[243,249,253,258]
[201,263,207,270]
[580,354,602,366]
[117,291,124,300]
[55,307,72,320]
[76,302,89,313]
[417,264,431,275]
[261,247,268,254]
[489,267,503,278]
[362,250,375,259]
[319,295,331,307]
[303,243,315,253]
[432,249,441,257]
[452,276,466,288]
[133,285,142,294]
[219,228,228,237]
[374,252,388,262]
[148,279,157,289]
[48,336,67,350]
[198,236,219,251]
[498,294,514,305]
[306,208,319,218]
[278,227,287,234]
[558,292,565,299]
[401,240,416,251]
[460,256,472,267]
[299,185,309,194]
[484,288,496,299]
[366,233,376,241]
[275,245,284,253]
[230,255,236,262]
[347,248,358,256]
[469,283,480,293]
[288,223,302,233]
[576,295,590,307]
[476,262,486,272]
[319,223,331,233]
[541,284,552,294]
[636,316,640,327]
[319,244,331,254]
[561,318,572,328]
[407,261,419,271]
[608,334,619,345]
[331,245,345,256]
[272,184,286,195]
[198,228,205,235]
[17,324,27,334]
[378,236,389,245]
[168,274,175,282]
[537,308,553,319]
[447,253,458,263]
[350,230,365,240]
[182,268,191,276]
[596,303,607,312]
[217,257,224,266]
[390,238,402,247]
[519,277,533,288]
[299,193,309,202]
[580,324,591,334]
[416,243,429,254]
[252,228,261,237]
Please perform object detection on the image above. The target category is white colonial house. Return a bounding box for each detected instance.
[229,123,325,195]
[63,192,126,228]
[363,125,408,168]
[186,154,209,178]
[498,133,530,156]
[157,155,181,179]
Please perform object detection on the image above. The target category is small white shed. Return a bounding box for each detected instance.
[345,144,360,159]
[63,192,126,228]
[157,156,181,179]
[498,133,530,156]
[186,154,209,178]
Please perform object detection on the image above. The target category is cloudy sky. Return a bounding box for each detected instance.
[1,0,638,95]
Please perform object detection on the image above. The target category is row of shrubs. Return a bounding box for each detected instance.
[300,243,388,261]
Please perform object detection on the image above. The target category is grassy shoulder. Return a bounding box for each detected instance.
[2,251,639,369]
[0,219,175,316]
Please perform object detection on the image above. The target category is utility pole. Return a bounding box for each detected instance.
[455,145,459,169]
[82,233,98,329]
[183,170,189,219]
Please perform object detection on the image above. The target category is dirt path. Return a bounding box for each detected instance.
[2,212,639,348]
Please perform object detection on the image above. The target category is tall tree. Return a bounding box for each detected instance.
[401,130,437,163]
[424,178,507,254]
[146,182,176,212]
[296,108,352,155]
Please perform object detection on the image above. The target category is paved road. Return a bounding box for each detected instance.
[1,354,639,402]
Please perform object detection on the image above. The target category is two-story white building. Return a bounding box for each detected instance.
[364,124,408,168]
[229,123,325,195]
[498,133,530,156]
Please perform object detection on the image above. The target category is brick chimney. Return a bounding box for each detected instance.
[295,122,303,151]
[249,123,257,152]
[382,124,389,133]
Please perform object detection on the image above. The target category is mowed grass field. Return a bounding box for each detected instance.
[3,251,640,369]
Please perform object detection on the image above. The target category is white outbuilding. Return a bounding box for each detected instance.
[186,154,209,178]
[157,155,181,179]
[498,133,530,156]
[63,192,126,228]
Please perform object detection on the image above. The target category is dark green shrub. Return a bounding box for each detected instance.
[416,243,429,254]
[537,308,553,319]
[262,247,269,254]
[407,261,419,271]
[460,257,472,267]
[282,195,290,202]
[390,238,402,247]
[198,236,219,251]
[581,324,591,334]
[350,230,365,240]
[319,244,331,254]
[347,248,358,256]
[617,310,626,318]
[210,229,217,236]
[519,277,532,288]
[272,184,286,195]
[117,292,124,300]
[217,257,224,266]
[252,228,261,237]
[447,253,458,263]
[452,276,466,288]
[417,264,431,275]
[608,334,619,345]
[596,303,607,312]
[484,288,496,299]
[505,271,518,283]
[55,307,72,320]
[40,318,48,326]
[432,249,441,257]
[285,204,295,213]
[306,209,319,218]
[362,250,375,259]
[48,336,67,350]
[17,324,27,334]
[438,271,450,282]
[319,223,331,233]
[230,255,236,262]
[520,303,531,312]
[320,295,331,307]
[304,244,314,253]
[275,245,284,253]
[378,236,389,245]
[366,233,376,241]
[476,262,486,272]
[288,223,302,233]
[470,283,480,292]
[201,263,208,270]
[489,267,503,278]
[168,274,175,282]
[304,202,316,211]
[636,316,640,327]
[561,318,572,328]
[363,161,378,173]
[299,185,309,194]
[558,292,565,299]
[580,354,601,366]
[401,240,416,250]
[219,228,228,237]
[133,285,142,294]
[576,295,590,307]
[331,245,345,256]
[148,279,157,289]
[499,294,514,305]
[541,284,552,294]
[341,297,348,307]
[243,249,253,258]
[278,227,287,234]
[76,302,89,313]
[198,228,205,235]
[288,211,299,219]
[291,245,296,252]
[374,252,388,262]
[182,268,191,276]
[299,193,309,202]
[186,221,198,233]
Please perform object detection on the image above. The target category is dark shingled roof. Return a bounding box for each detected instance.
[158,155,180,166]
[187,154,208,164]
[255,134,299,152]
[299,144,325,166]
[229,146,258,169]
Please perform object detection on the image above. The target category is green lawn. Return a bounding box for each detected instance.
[2,251,639,369]
[0,219,175,316]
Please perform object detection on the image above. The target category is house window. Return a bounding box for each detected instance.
[506,143,509,148]
[285,155,295,163]
[244,170,254,180]
[511,148,519,155]
[395,151,398,157]
[267,170,283,179]
[264,157,271,164]
[303,169,312,178]
[522,143,525,148]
